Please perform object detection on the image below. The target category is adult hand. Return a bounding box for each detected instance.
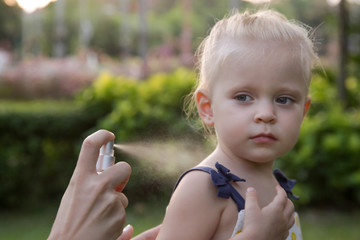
[231,186,295,240]
[48,130,131,240]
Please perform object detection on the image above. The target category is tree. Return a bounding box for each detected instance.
[0,0,21,51]
[119,0,130,58]
[138,0,149,78]
[53,0,67,57]
[78,0,93,50]
[21,9,44,58]
[338,0,349,105]
[180,0,193,66]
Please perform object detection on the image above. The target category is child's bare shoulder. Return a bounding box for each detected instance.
[169,168,228,212]
[158,170,226,240]
[173,169,218,199]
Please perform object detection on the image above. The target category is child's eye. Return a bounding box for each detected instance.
[235,94,252,102]
[276,97,293,105]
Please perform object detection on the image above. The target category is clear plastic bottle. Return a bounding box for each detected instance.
[96,140,115,173]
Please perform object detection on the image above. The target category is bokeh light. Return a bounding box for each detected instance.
[6,0,58,13]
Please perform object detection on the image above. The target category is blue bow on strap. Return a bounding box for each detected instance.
[273,169,299,200]
[210,162,246,199]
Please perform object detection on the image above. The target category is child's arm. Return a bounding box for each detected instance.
[122,186,294,240]
[156,170,225,240]
[231,186,295,240]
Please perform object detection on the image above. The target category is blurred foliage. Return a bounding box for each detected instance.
[0,0,21,49]
[4,0,359,60]
[0,69,198,209]
[277,71,360,208]
[77,68,200,202]
[0,68,359,209]
[78,68,197,140]
[0,101,100,208]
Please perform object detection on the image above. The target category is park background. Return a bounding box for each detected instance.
[0,0,359,239]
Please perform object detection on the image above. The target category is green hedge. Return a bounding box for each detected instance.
[0,69,197,209]
[0,101,100,208]
[79,68,198,140]
[276,73,360,208]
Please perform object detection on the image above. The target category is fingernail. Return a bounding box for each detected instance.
[247,187,255,192]
[115,186,122,192]
[123,224,131,232]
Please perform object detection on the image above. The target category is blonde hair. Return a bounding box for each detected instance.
[185,9,318,133]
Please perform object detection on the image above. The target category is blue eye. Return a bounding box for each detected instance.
[235,94,252,102]
[276,97,293,105]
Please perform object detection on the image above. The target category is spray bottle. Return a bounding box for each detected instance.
[96,140,115,174]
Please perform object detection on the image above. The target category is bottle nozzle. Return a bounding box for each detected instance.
[96,140,115,173]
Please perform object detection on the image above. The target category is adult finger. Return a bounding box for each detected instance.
[132,225,162,240]
[117,224,134,240]
[101,161,132,192]
[118,192,129,208]
[77,130,115,174]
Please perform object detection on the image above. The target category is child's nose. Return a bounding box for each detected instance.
[254,102,277,124]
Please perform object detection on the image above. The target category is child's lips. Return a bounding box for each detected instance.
[250,133,277,143]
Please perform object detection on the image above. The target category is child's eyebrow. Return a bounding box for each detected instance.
[277,87,304,98]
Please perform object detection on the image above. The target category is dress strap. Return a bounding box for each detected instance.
[273,169,299,200]
[173,163,299,212]
[173,162,246,211]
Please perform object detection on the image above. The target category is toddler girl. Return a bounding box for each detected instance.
[156,9,317,240]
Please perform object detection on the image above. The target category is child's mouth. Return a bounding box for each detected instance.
[250,133,277,143]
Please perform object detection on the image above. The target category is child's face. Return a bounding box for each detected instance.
[197,41,311,163]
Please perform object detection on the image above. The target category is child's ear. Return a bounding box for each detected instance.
[196,90,214,126]
[303,97,311,117]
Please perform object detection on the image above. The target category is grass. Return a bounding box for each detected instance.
[0,201,359,239]
[125,200,167,237]
[300,209,360,239]
[0,205,57,240]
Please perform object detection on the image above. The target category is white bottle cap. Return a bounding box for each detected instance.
[96,141,115,173]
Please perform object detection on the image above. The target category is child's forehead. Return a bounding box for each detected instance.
[212,63,308,96]
[210,40,309,92]
[217,40,302,74]
[222,38,299,58]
